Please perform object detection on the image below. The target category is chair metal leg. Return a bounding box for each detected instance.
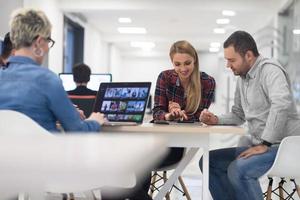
[149,172,158,197]
[279,178,285,200]
[178,176,191,200]
[266,177,273,200]
[291,179,300,198]
[163,171,171,200]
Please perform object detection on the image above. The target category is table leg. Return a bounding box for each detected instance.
[153,148,199,200]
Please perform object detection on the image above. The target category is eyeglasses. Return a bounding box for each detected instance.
[32,35,55,48]
[46,37,55,48]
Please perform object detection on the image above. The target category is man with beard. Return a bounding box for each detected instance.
[199,30,300,200]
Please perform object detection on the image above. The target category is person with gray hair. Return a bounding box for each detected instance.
[0,8,153,200]
[0,8,106,132]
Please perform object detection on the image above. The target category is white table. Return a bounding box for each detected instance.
[103,123,245,200]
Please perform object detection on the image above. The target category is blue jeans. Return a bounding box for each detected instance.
[199,146,278,200]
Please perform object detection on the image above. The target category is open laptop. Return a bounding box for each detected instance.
[93,82,151,126]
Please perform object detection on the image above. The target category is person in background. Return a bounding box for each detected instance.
[199,30,300,200]
[0,32,14,67]
[0,8,105,132]
[67,63,98,96]
[152,40,216,168]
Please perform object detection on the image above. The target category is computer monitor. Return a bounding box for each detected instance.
[59,73,112,91]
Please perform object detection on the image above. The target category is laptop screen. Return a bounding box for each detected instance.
[59,73,112,91]
[94,82,151,123]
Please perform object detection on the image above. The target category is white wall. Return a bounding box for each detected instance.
[109,44,124,82]
[119,55,170,95]
[24,0,64,74]
[0,0,23,37]
[84,26,110,73]
[22,0,111,75]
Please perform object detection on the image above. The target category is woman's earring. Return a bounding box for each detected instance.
[34,47,44,57]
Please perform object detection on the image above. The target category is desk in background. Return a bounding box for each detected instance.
[102,123,245,200]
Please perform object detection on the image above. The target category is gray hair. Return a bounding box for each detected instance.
[10,8,52,49]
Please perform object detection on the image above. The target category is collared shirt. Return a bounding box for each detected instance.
[0,56,100,132]
[218,56,300,144]
[153,69,215,121]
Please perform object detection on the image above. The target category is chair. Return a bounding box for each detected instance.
[149,149,191,200]
[0,110,52,136]
[0,110,168,200]
[68,95,96,117]
[263,136,300,200]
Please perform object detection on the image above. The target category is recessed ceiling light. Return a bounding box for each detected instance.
[118,17,132,23]
[209,47,220,53]
[213,28,226,34]
[222,10,236,16]
[117,27,147,34]
[210,42,221,48]
[293,29,300,34]
[216,18,230,24]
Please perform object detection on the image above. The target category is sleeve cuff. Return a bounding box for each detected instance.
[261,140,272,147]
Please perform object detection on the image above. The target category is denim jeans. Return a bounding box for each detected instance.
[199,146,278,200]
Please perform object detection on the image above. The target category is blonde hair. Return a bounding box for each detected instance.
[10,8,52,49]
[169,40,201,114]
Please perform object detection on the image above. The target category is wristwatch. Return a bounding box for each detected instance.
[261,140,272,147]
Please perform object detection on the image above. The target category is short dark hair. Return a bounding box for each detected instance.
[223,30,259,57]
[72,63,91,83]
[1,32,13,59]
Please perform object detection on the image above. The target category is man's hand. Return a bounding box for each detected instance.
[237,144,269,159]
[165,101,188,121]
[199,109,218,125]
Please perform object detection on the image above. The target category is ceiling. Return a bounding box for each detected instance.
[60,0,286,57]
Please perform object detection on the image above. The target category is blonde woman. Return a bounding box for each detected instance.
[0,8,105,132]
[152,40,215,167]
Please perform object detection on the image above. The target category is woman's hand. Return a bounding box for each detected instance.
[74,104,86,120]
[165,101,188,121]
[87,112,107,125]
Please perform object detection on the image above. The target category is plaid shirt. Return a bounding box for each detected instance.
[153,69,215,121]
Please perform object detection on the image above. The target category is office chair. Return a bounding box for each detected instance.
[0,110,167,200]
[68,95,96,117]
[263,136,300,200]
[149,149,191,200]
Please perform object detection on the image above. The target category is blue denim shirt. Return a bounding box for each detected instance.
[0,56,101,132]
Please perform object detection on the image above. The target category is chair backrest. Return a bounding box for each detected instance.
[267,136,300,179]
[68,95,96,117]
[156,148,187,171]
[0,110,51,136]
[0,133,167,198]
